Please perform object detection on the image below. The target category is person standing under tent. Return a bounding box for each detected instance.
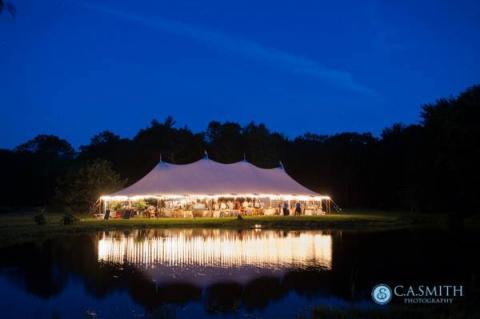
[282,201,290,216]
[104,209,110,220]
[295,201,302,215]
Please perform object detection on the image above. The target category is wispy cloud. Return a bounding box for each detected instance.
[83,3,375,96]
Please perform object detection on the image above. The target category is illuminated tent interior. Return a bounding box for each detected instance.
[100,156,331,217]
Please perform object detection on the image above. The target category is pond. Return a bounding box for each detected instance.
[0,229,478,318]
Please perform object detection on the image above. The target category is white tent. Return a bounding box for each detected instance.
[101,157,329,201]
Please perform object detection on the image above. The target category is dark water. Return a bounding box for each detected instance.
[0,229,478,318]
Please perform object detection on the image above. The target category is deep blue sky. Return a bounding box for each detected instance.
[1,0,479,148]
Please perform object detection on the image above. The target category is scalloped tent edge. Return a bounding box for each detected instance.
[100,158,330,201]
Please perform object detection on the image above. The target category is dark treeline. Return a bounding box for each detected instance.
[1,85,479,218]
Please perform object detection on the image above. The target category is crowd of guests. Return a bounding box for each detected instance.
[104,197,324,219]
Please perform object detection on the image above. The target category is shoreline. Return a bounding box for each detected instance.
[0,210,477,248]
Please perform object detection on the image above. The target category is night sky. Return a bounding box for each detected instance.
[1,0,479,148]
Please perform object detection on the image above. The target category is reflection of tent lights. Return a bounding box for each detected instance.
[97,231,332,270]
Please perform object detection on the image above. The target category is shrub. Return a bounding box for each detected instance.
[110,201,123,212]
[34,213,47,225]
[62,213,79,225]
[132,200,147,212]
[54,159,126,213]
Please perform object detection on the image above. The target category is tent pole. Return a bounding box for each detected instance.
[234,196,237,217]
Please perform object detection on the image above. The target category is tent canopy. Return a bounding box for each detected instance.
[101,158,329,200]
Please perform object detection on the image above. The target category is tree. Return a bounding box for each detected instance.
[206,121,243,163]
[242,122,286,167]
[286,132,379,208]
[206,121,286,166]
[421,85,480,220]
[378,123,425,211]
[7,135,76,205]
[132,117,204,178]
[79,130,134,180]
[54,160,126,213]
[16,134,75,159]
[0,0,15,17]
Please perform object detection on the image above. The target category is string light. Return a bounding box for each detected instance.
[100,193,331,202]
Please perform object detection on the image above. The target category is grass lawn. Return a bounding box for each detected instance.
[0,209,477,247]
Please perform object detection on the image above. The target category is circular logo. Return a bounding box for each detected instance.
[371,284,392,305]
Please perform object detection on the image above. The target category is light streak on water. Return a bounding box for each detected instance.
[97,230,332,270]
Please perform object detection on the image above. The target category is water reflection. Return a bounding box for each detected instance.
[98,229,332,270]
[0,229,478,318]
